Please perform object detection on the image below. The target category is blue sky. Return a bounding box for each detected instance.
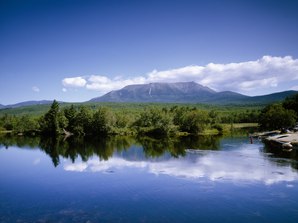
[1,0,298,104]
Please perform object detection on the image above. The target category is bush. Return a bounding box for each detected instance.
[173,108,209,134]
[91,107,115,135]
[259,103,297,130]
[134,107,174,136]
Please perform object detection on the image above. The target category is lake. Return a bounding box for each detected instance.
[1,133,298,223]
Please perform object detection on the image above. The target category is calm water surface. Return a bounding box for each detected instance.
[1,134,298,223]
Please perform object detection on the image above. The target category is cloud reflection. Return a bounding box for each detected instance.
[33,158,41,165]
[63,144,298,185]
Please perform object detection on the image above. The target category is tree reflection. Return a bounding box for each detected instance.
[263,144,298,170]
[0,133,40,149]
[0,134,225,167]
[38,136,135,166]
[39,137,60,167]
[2,133,298,170]
[137,136,185,158]
[177,135,221,150]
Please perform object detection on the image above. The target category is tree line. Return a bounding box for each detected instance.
[3,95,295,137]
[259,94,298,130]
[0,100,235,137]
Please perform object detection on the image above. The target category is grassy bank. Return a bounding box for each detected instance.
[0,101,261,138]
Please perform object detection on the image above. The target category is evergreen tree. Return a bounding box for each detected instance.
[75,106,93,135]
[64,105,77,133]
[91,107,115,135]
[283,93,298,117]
[39,100,62,135]
[259,103,297,130]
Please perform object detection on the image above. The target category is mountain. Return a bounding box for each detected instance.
[89,82,298,105]
[1,83,297,110]
[0,100,56,110]
[89,81,248,103]
[90,81,218,103]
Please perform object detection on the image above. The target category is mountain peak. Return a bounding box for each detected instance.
[88,81,298,104]
[90,81,216,103]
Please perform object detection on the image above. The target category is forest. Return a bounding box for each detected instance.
[0,93,297,137]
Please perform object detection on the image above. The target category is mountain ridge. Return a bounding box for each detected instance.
[1,82,297,109]
[90,81,231,103]
[0,100,62,110]
[89,81,297,105]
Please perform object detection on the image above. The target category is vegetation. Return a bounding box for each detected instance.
[283,94,298,117]
[259,94,298,130]
[1,99,263,137]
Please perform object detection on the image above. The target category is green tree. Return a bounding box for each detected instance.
[91,107,115,135]
[75,106,93,135]
[208,110,219,124]
[283,93,298,117]
[115,112,130,128]
[39,100,64,135]
[14,115,39,134]
[0,114,17,131]
[63,105,77,133]
[179,110,209,134]
[134,107,174,136]
[259,103,297,130]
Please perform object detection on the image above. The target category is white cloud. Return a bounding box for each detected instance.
[62,88,67,92]
[85,75,146,93]
[64,162,88,172]
[32,86,40,92]
[61,56,298,95]
[63,144,298,185]
[33,158,41,165]
[62,76,87,87]
[64,158,147,173]
[290,86,298,91]
[239,77,278,91]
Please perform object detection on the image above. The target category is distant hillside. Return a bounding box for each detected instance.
[90,81,297,105]
[243,91,298,105]
[1,83,297,116]
[0,100,59,110]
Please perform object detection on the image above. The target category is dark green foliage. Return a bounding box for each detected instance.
[114,112,132,129]
[91,107,115,135]
[208,110,219,124]
[283,93,298,117]
[172,107,209,134]
[75,106,93,135]
[14,115,39,134]
[259,103,297,130]
[134,107,174,136]
[63,105,77,133]
[1,100,263,137]
[0,114,17,130]
[39,100,65,135]
[220,110,260,123]
[258,94,298,130]
[180,110,209,134]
